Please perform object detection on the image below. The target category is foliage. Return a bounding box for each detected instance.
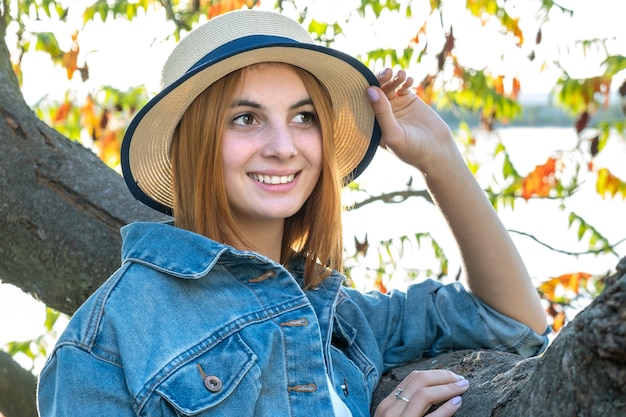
[34,85,149,169]
[5,0,626,339]
[2,308,61,371]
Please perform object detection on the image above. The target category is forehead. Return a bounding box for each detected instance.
[242,62,296,73]
[233,63,310,100]
[237,62,306,85]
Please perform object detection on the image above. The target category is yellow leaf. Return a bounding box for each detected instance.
[596,168,625,199]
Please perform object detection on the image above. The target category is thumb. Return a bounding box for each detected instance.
[366,87,400,144]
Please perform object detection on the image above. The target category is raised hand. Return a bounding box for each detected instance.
[366,68,458,176]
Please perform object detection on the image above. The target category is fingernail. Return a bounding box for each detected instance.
[451,396,462,406]
[456,378,469,387]
[455,374,465,381]
[378,68,389,76]
[366,87,379,102]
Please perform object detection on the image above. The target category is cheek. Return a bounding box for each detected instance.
[221,140,241,197]
[305,133,323,171]
[221,136,246,174]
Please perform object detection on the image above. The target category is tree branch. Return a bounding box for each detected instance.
[0,351,37,417]
[159,0,192,34]
[372,258,626,416]
[0,6,28,113]
[346,189,433,211]
[510,229,625,257]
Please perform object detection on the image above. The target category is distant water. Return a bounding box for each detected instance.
[342,126,626,291]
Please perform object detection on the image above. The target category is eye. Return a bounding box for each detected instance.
[293,112,317,124]
[232,113,256,126]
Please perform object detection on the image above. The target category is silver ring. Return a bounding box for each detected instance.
[395,388,410,403]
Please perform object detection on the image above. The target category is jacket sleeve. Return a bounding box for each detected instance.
[37,344,137,417]
[342,279,550,373]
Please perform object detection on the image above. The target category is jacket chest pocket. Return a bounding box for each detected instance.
[154,333,261,416]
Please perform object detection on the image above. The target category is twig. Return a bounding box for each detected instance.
[346,189,433,211]
[509,229,625,257]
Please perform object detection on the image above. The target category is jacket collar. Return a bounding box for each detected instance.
[120,221,278,279]
[120,222,346,290]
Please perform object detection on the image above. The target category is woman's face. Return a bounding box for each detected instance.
[222,63,323,227]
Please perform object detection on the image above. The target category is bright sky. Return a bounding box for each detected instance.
[11,0,626,105]
[2,0,625,372]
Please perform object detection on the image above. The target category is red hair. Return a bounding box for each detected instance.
[171,64,343,287]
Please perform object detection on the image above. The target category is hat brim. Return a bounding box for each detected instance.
[122,40,380,216]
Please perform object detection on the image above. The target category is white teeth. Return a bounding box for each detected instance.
[250,174,296,184]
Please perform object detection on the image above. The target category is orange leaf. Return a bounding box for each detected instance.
[12,62,23,84]
[494,75,505,96]
[207,0,257,19]
[410,21,428,44]
[521,157,557,200]
[53,101,72,123]
[545,303,566,331]
[416,75,435,104]
[96,130,121,168]
[63,30,80,80]
[553,310,566,332]
[539,272,592,301]
[374,276,387,294]
[80,95,98,134]
[510,77,521,100]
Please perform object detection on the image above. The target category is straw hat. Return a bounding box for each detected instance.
[121,9,381,215]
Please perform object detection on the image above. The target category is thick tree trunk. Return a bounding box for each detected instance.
[0,105,167,314]
[371,349,540,416]
[0,18,167,315]
[494,259,626,416]
[371,259,626,416]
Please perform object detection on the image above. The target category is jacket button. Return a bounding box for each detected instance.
[197,364,223,392]
[203,375,223,392]
[288,383,317,393]
[280,318,309,327]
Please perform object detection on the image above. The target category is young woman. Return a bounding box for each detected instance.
[37,9,549,417]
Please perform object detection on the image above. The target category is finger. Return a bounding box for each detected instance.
[400,370,464,390]
[379,70,410,99]
[366,86,401,144]
[425,396,463,417]
[376,67,394,84]
[396,76,414,96]
[403,378,469,416]
[388,371,467,415]
[374,371,464,415]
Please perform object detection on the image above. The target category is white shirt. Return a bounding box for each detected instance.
[327,375,353,417]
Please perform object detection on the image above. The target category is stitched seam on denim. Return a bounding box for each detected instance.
[82,263,132,351]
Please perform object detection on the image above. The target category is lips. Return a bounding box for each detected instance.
[248,173,297,185]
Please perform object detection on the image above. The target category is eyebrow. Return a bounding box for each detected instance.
[230,98,314,111]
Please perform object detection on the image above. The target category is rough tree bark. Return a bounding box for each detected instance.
[0,84,167,315]
[372,258,626,416]
[0,352,37,417]
[1,12,625,417]
[0,21,167,316]
[0,15,164,416]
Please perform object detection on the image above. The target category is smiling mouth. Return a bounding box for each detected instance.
[249,173,297,185]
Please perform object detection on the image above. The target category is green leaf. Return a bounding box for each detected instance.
[44,307,61,331]
[34,32,63,59]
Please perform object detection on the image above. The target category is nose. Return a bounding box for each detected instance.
[262,123,297,159]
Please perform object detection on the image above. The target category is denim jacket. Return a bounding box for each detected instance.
[38,222,548,417]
